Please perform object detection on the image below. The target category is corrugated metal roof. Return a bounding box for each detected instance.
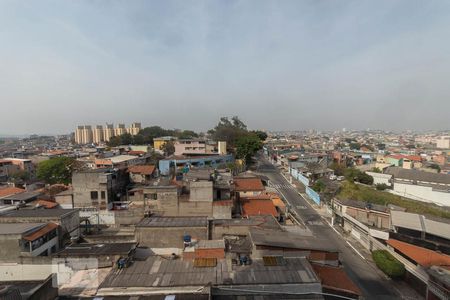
[23,222,58,241]
[263,256,286,266]
[136,216,208,228]
[193,258,217,267]
[390,210,423,231]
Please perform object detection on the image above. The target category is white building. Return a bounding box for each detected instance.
[435,136,450,149]
[385,167,450,206]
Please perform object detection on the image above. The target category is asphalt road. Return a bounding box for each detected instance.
[255,154,399,299]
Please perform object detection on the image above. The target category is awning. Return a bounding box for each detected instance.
[23,222,58,241]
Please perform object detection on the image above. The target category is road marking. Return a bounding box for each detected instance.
[346,241,366,260]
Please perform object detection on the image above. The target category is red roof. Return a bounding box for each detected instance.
[0,187,25,198]
[405,155,422,162]
[242,199,278,217]
[312,264,362,296]
[23,223,58,241]
[387,239,450,267]
[234,177,265,192]
[128,150,146,156]
[128,165,156,175]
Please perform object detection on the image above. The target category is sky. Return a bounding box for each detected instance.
[1,0,450,135]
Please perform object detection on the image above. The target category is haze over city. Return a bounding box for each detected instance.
[1,1,450,135]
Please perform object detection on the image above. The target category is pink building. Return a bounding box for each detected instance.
[174,139,215,156]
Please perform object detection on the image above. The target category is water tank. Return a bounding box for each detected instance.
[183,235,192,243]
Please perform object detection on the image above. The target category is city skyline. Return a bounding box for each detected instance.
[1,1,450,134]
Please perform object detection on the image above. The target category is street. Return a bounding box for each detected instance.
[255,154,399,299]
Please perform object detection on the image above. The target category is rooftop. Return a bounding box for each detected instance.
[0,187,25,198]
[0,208,78,219]
[128,165,156,175]
[311,263,362,296]
[197,240,225,249]
[136,216,208,228]
[233,177,265,192]
[387,239,450,267]
[98,255,319,291]
[57,243,137,256]
[1,191,42,202]
[385,166,450,185]
[0,222,45,235]
[391,210,450,240]
[250,228,338,252]
[241,199,278,217]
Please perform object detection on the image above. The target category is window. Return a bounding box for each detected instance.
[90,191,98,200]
[145,193,157,200]
[101,191,106,199]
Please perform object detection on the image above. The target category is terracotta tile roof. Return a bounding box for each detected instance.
[242,199,278,217]
[406,155,422,162]
[387,239,450,267]
[36,200,59,209]
[23,222,58,241]
[128,165,156,175]
[0,187,25,198]
[95,159,113,166]
[233,177,265,192]
[312,263,362,296]
[128,150,146,156]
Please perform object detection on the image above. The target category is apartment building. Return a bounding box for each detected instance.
[74,122,141,144]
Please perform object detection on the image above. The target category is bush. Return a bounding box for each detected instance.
[356,172,374,185]
[372,250,405,278]
[375,183,389,191]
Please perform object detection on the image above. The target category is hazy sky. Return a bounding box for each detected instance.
[1,1,450,134]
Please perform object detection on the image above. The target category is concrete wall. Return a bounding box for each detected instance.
[366,172,392,186]
[213,205,232,219]
[189,181,213,202]
[178,201,213,217]
[345,207,390,229]
[55,194,73,209]
[72,172,112,208]
[393,182,450,206]
[114,208,145,225]
[135,227,208,248]
[0,257,53,281]
[0,234,21,260]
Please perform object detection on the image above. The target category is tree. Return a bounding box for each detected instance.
[371,167,382,173]
[9,170,30,182]
[312,180,326,193]
[356,172,374,185]
[162,141,175,156]
[37,157,76,184]
[251,130,268,141]
[235,133,262,163]
[349,142,361,150]
[208,116,248,147]
[330,162,346,176]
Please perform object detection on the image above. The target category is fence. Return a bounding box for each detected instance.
[306,187,320,205]
[290,168,310,186]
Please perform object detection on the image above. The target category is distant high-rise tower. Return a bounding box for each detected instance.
[103,123,115,142]
[80,125,93,144]
[127,122,142,135]
[74,126,84,144]
[93,125,104,144]
[115,123,126,136]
